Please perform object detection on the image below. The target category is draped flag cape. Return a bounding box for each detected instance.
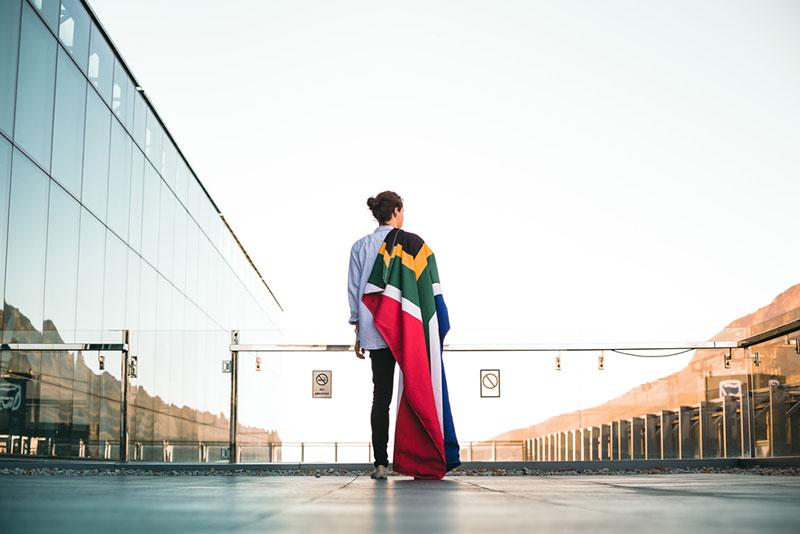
[362,228,460,479]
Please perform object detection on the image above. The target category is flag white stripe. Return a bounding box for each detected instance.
[380,284,422,322]
[428,312,444,437]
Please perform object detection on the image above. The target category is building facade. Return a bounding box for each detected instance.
[0,0,282,461]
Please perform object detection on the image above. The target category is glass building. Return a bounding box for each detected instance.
[0,0,282,461]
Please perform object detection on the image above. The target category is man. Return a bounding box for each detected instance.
[347,191,404,480]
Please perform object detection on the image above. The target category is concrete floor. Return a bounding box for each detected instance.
[1,474,799,533]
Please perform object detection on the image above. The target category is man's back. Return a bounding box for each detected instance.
[348,224,394,349]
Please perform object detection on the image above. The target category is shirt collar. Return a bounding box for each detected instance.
[374,224,394,233]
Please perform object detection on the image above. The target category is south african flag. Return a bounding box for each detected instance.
[362,228,461,479]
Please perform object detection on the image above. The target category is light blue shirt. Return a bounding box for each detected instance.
[348,225,394,349]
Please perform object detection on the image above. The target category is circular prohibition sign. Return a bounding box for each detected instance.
[315,373,330,386]
[481,372,499,390]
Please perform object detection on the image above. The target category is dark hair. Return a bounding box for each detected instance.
[367,191,403,224]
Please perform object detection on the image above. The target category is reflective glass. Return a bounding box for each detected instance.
[29,0,60,30]
[107,118,131,239]
[88,23,113,105]
[58,0,89,72]
[112,61,133,129]
[175,159,190,205]
[14,3,57,170]
[0,139,12,332]
[127,148,144,253]
[145,110,163,172]
[124,249,140,331]
[162,139,177,189]
[51,47,86,199]
[185,219,199,304]
[132,91,146,150]
[157,183,175,280]
[0,0,21,136]
[102,232,127,338]
[42,181,80,343]
[81,88,111,221]
[3,150,49,343]
[140,162,160,266]
[74,209,105,342]
[172,207,188,292]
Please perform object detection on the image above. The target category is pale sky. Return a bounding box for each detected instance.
[90,0,800,444]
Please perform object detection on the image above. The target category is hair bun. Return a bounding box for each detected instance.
[367,197,376,209]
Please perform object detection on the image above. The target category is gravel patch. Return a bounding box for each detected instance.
[1,466,798,477]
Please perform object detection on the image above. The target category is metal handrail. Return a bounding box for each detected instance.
[229,341,738,353]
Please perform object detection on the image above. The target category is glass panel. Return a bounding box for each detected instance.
[81,88,111,221]
[127,147,144,253]
[112,61,133,129]
[3,150,49,343]
[107,118,131,239]
[58,0,89,72]
[29,0,59,31]
[51,47,86,199]
[157,182,175,281]
[74,209,105,343]
[14,3,57,170]
[172,206,187,292]
[0,0,22,136]
[87,23,113,105]
[745,312,800,458]
[175,159,190,205]
[42,181,80,344]
[144,110,163,173]
[0,139,12,333]
[185,219,199,304]
[131,91,146,150]
[162,139,177,190]
[102,231,127,339]
[140,161,160,266]
[124,249,140,332]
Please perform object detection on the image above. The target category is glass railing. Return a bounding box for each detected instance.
[1,317,798,464]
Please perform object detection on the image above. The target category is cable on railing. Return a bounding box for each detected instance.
[610,348,694,358]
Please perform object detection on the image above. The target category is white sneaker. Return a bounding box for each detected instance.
[370,465,388,479]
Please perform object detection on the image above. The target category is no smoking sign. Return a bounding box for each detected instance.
[480,369,500,398]
[312,370,332,398]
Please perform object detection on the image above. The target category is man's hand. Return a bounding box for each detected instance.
[354,324,365,359]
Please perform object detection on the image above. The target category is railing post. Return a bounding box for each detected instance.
[119,329,130,463]
[742,356,757,458]
[678,406,693,459]
[229,330,239,464]
[492,441,497,461]
[769,383,788,456]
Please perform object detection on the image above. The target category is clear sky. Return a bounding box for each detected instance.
[90,0,800,443]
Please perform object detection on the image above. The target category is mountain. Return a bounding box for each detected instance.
[493,283,800,441]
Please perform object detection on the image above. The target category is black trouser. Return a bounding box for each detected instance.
[369,347,396,467]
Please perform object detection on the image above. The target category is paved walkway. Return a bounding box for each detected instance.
[2,474,799,533]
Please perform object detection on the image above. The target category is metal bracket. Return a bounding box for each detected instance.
[724,349,732,369]
[220,447,230,460]
[555,354,561,371]
[598,352,605,370]
[752,351,761,367]
[795,338,800,355]
[98,353,105,371]
[255,356,262,372]
[129,355,138,378]
[222,360,232,373]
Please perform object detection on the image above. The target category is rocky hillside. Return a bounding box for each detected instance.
[494,283,800,440]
